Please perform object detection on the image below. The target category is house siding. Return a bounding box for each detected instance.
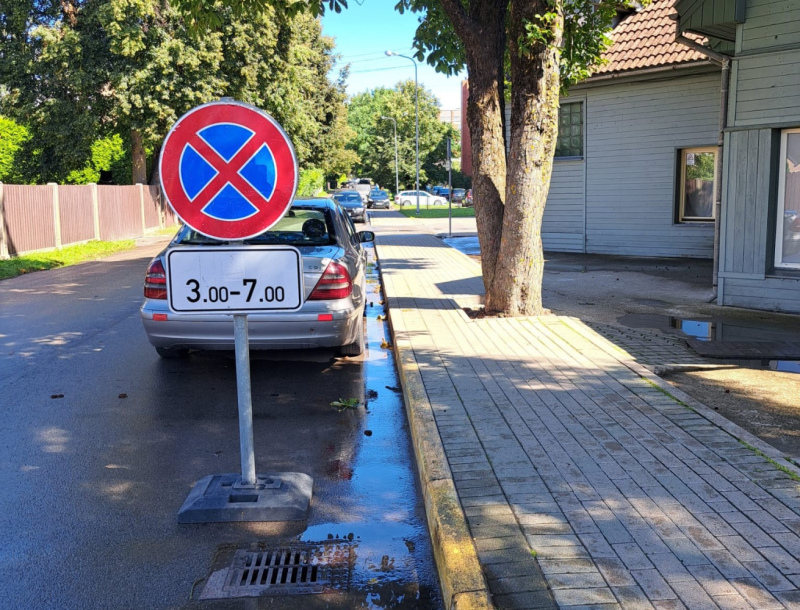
[717,0,800,313]
[732,51,800,126]
[544,160,585,253]
[582,72,719,258]
[740,0,800,52]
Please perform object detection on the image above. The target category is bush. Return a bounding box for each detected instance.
[66,134,129,184]
[297,167,325,197]
[0,116,30,183]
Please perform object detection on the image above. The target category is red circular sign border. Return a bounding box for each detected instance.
[159,100,298,241]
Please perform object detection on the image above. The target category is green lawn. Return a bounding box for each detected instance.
[0,239,137,280]
[397,206,475,219]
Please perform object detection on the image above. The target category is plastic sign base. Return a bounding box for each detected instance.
[177,472,313,523]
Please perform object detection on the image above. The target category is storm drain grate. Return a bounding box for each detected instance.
[202,542,352,598]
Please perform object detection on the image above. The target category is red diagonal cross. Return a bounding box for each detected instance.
[187,126,272,213]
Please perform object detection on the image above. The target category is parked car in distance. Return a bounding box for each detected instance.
[452,188,466,205]
[430,186,445,196]
[368,189,390,209]
[332,190,367,223]
[465,189,473,207]
[354,179,372,204]
[140,198,374,358]
[396,190,446,207]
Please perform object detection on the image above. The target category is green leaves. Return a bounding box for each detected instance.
[1,0,352,184]
[346,81,457,191]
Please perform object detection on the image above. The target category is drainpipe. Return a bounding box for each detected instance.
[712,59,731,300]
[674,29,730,302]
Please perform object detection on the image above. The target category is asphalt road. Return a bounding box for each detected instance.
[0,239,441,609]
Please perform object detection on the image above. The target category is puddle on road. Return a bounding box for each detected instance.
[296,244,442,608]
[441,235,480,257]
[619,312,800,374]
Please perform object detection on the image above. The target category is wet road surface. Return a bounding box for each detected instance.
[0,240,441,609]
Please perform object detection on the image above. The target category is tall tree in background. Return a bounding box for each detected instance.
[0,0,354,184]
[346,80,456,190]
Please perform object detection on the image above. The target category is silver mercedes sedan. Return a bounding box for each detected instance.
[140,198,373,358]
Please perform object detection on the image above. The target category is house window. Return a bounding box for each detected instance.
[775,128,800,269]
[555,102,583,158]
[678,147,717,221]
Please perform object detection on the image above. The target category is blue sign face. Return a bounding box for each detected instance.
[179,122,278,223]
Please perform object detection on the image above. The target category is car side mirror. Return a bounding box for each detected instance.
[358,231,375,243]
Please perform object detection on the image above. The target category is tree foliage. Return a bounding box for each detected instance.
[0,115,29,183]
[346,80,465,191]
[0,0,354,183]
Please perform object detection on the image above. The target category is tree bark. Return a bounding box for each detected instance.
[131,129,147,184]
[460,0,508,293]
[485,0,563,315]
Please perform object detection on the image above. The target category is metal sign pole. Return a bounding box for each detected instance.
[164,100,313,523]
[447,137,453,238]
[234,314,257,486]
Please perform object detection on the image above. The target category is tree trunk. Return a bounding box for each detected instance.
[462,2,508,294]
[485,0,563,315]
[131,129,147,184]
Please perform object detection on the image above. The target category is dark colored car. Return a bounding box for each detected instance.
[452,188,466,205]
[332,190,367,223]
[368,189,390,209]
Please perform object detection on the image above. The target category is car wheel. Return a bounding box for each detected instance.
[156,346,189,359]
[339,319,365,356]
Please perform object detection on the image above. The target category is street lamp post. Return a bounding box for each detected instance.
[386,51,420,215]
[379,115,399,201]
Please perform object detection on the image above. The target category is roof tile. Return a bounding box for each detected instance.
[592,0,709,76]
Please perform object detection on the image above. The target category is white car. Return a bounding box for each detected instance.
[396,191,446,206]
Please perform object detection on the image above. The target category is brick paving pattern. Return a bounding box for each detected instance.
[371,212,800,610]
[585,323,708,369]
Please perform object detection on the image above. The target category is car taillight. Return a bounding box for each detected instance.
[144,258,167,300]
[308,261,352,300]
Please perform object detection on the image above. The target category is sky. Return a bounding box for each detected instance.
[321,1,464,111]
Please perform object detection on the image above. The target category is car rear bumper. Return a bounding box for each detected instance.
[140,302,363,350]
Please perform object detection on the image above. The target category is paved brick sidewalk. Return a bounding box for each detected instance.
[371,212,800,610]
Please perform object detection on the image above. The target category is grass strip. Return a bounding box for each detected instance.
[642,378,696,412]
[0,239,136,280]
[642,378,800,480]
[397,206,475,219]
[736,439,800,482]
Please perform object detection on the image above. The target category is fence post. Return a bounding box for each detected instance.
[90,183,100,240]
[0,182,8,259]
[49,182,62,249]
[137,182,146,236]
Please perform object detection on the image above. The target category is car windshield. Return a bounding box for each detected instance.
[176,208,335,247]
[372,191,387,197]
[336,194,361,203]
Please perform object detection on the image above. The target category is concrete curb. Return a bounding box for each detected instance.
[380,297,494,607]
[560,316,800,476]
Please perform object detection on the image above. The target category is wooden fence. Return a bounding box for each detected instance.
[0,183,179,258]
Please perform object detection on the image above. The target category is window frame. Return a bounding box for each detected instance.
[555,102,584,159]
[775,127,800,270]
[677,146,718,223]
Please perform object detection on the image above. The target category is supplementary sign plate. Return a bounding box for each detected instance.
[166,247,302,313]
